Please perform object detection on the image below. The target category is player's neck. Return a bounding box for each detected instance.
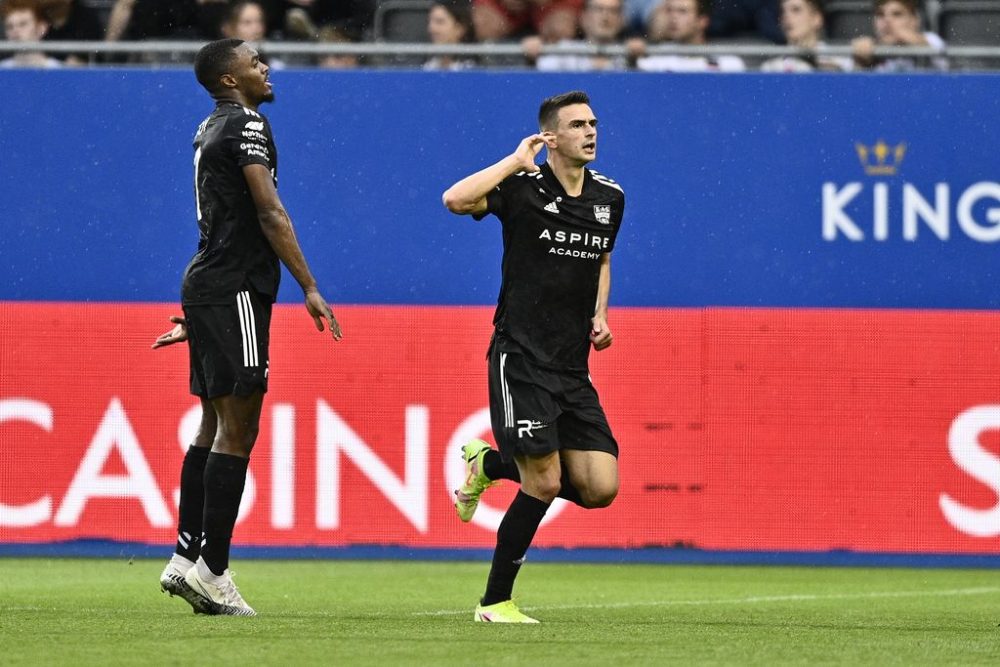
[546,159,586,197]
[214,91,258,112]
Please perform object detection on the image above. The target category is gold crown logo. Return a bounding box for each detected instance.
[855,140,907,176]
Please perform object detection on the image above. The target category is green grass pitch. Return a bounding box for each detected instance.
[1,558,998,665]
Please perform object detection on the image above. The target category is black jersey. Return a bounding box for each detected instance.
[478,162,625,372]
[181,102,279,305]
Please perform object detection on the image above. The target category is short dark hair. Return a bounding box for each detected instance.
[194,38,244,94]
[538,91,591,130]
[874,0,918,12]
[432,0,474,42]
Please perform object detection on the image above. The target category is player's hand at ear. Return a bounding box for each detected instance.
[590,315,613,351]
[514,134,548,173]
[305,290,343,341]
[152,316,188,349]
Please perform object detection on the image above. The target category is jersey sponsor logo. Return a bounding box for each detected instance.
[240,142,269,160]
[594,205,611,225]
[244,120,265,131]
[549,248,601,259]
[538,228,610,248]
[539,228,609,260]
[544,201,560,215]
[517,419,548,439]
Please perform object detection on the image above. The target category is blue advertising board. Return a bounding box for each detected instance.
[2,69,999,308]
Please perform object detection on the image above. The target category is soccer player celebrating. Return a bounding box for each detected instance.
[152,38,341,616]
[443,91,625,623]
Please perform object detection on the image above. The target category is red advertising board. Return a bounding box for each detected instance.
[2,303,999,554]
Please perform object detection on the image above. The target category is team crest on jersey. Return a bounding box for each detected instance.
[593,205,611,225]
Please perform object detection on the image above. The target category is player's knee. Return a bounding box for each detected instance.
[523,473,561,503]
[536,477,562,503]
[581,482,618,508]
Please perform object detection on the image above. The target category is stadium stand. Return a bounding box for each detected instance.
[374,0,433,42]
[824,0,873,40]
[938,0,1000,69]
[939,0,1000,44]
[2,0,1000,68]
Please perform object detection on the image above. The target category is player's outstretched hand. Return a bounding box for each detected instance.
[514,133,549,173]
[306,290,343,341]
[151,316,188,349]
[590,315,613,351]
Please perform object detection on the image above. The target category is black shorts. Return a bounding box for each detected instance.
[183,288,272,399]
[488,342,618,462]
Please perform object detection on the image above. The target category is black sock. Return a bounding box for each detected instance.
[482,449,586,507]
[483,449,520,482]
[201,452,249,576]
[174,445,210,562]
[482,490,550,606]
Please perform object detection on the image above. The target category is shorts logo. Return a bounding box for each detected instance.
[517,419,548,439]
[594,205,611,225]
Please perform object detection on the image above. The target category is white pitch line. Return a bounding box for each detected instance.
[413,586,1000,617]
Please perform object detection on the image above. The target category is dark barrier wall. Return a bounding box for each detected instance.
[3,70,1000,308]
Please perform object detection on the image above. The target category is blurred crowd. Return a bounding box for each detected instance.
[0,0,951,71]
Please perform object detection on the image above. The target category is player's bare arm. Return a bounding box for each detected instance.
[442,133,551,216]
[243,163,343,341]
[151,315,188,349]
[591,252,613,351]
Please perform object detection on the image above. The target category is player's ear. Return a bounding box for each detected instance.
[542,132,557,149]
[219,72,238,90]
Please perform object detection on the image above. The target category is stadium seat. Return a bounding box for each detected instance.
[939,1,1000,44]
[80,0,115,27]
[371,0,433,66]
[373,0,434,43]
[938,1,1000,70]
[825,1,873,40]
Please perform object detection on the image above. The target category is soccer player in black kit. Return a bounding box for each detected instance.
[443,91,624,623]
[152,38,341,616]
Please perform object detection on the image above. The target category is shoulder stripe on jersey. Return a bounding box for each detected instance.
[589,169,624,193]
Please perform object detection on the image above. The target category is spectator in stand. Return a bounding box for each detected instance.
[622,0,662,35]
[316,25,359,69]
[104,0,228,42]
[472,0,583,43]
[424,0,476,70]
[280,0,376,43]
[707,0,783,43]
[222,1,287,68]
[38,0,102,64]
[760,0,851,71]
[523,0,628,71]
[633,0,745,71]
[1,0,61,68]
[851,0,946,71]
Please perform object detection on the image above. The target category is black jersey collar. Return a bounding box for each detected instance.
[541,161,590,200]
